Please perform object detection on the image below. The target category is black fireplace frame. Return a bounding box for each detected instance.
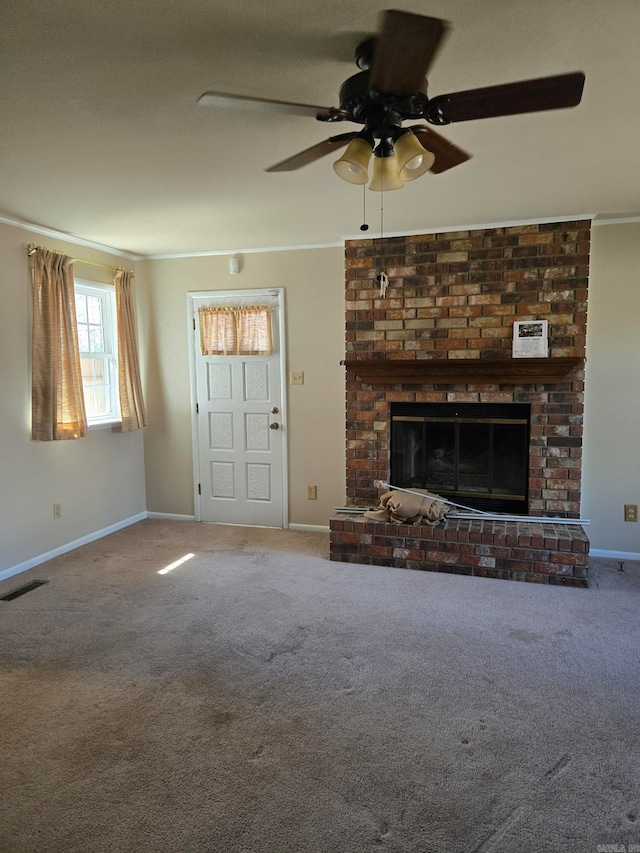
[390,402,531,514]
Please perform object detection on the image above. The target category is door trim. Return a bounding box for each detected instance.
[187,288,289,528]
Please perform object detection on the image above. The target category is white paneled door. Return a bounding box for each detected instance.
[190,290,287,527]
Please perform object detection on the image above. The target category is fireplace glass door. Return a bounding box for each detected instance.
[391,403,530,514]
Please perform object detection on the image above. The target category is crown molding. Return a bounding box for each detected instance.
[592,215,640,226]
[343,213,596,243]
[9,210,632,262]
[144,215,598,260]
[0,213,143,260]
[146,241,344,260]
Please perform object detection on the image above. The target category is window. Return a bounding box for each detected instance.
[74,281,119,424]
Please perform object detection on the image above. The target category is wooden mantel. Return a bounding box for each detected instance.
[341,356,584,385]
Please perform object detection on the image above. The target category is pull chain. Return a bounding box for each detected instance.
[360,184,369,232]
[377,185,389,297]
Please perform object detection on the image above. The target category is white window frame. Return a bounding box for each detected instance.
[74,280,120,426]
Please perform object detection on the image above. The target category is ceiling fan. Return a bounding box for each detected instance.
[198,10,585,190]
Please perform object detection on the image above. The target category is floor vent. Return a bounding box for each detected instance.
[1,580,49,601]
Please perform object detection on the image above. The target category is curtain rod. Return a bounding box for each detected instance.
[26,243,132,274]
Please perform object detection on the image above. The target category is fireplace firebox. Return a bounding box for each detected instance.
[390,403,531,514]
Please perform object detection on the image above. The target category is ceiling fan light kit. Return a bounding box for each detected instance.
[333,128,435,190]
[198,9,585,191]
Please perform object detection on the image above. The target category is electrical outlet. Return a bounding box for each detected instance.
[624,504,638,522]
[290,371,304,385]
[307,485,317,500]
[53,503,62,519]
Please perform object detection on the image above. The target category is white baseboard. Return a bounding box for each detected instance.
[0,512,148,584]
[146,512,196,522]
[147,514,323,530]
[590,549,640,561]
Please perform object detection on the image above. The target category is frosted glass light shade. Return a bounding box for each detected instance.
[395,132,436,181]
[333,137,373,185]
[369,155,403,191]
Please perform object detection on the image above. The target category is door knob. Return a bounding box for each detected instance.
[271,406,279,414]
[269,422,279,430]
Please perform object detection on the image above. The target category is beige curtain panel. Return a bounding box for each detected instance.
[31,249,88,441]
[114,269,147,432]
[199,306,273,356]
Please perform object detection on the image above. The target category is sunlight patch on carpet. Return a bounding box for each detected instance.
[157,553,195,575]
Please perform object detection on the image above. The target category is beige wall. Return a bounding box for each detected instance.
[0,220,146,576]
[137,247,346,526]
[582,221,640,555]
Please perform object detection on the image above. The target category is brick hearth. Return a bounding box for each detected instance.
[330,515,589,587]
[330,221,591,584]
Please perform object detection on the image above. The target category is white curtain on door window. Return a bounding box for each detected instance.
[198,306,273,356]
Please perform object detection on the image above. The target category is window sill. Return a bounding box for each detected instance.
[88,419,122,431]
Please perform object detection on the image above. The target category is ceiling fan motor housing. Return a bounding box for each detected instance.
[338,68,430,134]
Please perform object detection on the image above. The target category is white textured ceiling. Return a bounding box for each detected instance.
[2,0,639,257]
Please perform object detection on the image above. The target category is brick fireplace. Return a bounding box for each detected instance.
[329,221,591,585]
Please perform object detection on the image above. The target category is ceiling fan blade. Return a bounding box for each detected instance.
[370,10,449,97]
[430,72,585,123]
[266,133,357,172]
[409,126,472,174]
[198,91,334,119]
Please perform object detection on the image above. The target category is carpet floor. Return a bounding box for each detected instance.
[0,520,639,853]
